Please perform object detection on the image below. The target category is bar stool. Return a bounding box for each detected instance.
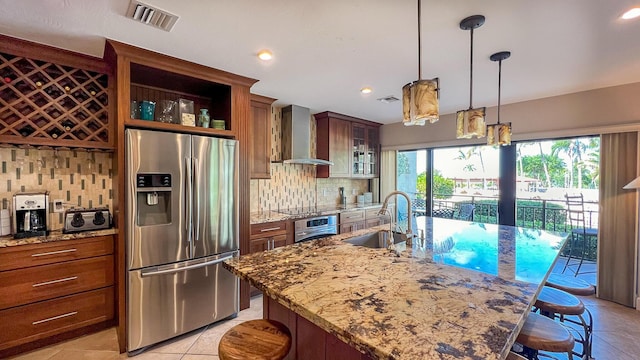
[218,319,292,360]
[507,351,528,360]
[563,194,598,276]
[546,273,596,297]
[534,286,593,360]
[515,312,574,359]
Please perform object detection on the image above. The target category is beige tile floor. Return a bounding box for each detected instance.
[9,260,640,360]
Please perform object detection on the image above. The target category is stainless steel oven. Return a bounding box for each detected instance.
[294,215,338,242]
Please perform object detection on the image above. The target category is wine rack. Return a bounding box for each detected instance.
[0,51,110,149]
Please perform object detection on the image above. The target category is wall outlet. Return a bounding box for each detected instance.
[53,199,65,213]
[352,189,357,195]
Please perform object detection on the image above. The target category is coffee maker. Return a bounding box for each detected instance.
[13,192,49,239]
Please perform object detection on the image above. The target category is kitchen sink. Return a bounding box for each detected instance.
[344,231,404,249]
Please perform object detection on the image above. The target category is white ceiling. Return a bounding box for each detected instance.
[0,0,639,124]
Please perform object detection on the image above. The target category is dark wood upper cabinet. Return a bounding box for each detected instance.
[103,39,257,138]
[250,94,276,179]
[314,111,381,179]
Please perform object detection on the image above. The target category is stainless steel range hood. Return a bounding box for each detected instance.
[281,105,333,166]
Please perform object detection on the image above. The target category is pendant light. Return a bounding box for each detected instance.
[486,51,512,146]
[456,15,486,139]
[402,0,439,126]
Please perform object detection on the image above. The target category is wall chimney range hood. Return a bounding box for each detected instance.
[281,105,333,166]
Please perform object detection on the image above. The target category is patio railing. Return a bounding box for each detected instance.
[409,192,598,231]
[407,192,599,261]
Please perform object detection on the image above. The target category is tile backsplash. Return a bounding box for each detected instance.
[250,106,370,212]
[0,147,113,230]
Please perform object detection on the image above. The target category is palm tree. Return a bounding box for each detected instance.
[551,137,597,189]
[456,147,487,189]
[552,139,576,188]
[538,142,552,188]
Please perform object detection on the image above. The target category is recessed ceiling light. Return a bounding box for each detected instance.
[621,7,640,20]
[257,50,273,61]
[360,87,372,94]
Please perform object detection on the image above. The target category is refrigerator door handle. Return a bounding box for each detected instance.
[185,156,193,257]
[140,254,235,277]
[193,157,200,242]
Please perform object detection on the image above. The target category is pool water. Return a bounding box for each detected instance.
[416,217,567,284]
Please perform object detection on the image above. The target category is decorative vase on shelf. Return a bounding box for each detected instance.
[198,109,210,128]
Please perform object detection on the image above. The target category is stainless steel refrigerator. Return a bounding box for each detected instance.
[125,129,239,353]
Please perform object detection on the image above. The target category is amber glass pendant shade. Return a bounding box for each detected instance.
[402,78,439,126]
[487,122,511,146]
[486,50,512,146]
[455,107,486,138]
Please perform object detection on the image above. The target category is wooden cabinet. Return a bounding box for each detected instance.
[316,116,351,178]
[0,235,115,357]
[105,38,259,344]
[340,206,392,234]
[265,296,372,360]
[339,209,366,233]
[250,94,276,179]
[364,206,392,228]
[250,220,292,252]
[315,111,381,179]
[352,124,379,177]
[0,35,113,150]
[249,221,293,296]
[104,39,257,139]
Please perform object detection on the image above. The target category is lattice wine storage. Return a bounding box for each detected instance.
[0,51,110,149]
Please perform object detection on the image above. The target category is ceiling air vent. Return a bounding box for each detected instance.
[377,95,400,103]
[126,1,179,32]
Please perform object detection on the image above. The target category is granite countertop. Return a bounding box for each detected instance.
[250,203,384,224]
[0,228,118,248]
[224,217,568,360]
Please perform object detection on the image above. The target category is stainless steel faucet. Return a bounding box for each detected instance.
[378,190,414,245]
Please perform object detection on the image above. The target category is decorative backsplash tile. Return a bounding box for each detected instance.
[0,147,113,230]
[271,106,282,162]
[251,106,369,212]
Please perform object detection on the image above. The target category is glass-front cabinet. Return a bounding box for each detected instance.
[316,111,380,179]
[352,123,379,178]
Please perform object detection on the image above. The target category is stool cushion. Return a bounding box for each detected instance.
[535,286,585,316]
[218,319,292,360]
[546,273,596,296]
[517,313,574,353]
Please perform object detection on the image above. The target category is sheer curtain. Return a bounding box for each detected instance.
[598,132,638,307]
[379,150,397,198]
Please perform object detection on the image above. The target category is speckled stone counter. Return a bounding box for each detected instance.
[224,217,568,360]
[0,228,117,247]
[250,203,384,224]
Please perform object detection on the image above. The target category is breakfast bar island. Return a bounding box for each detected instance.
[224,217,568,360]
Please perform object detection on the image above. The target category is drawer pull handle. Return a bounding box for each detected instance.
[260,227,281,232]
[32,311,78,325]
[31,248,77,257]
[32,276,78,288]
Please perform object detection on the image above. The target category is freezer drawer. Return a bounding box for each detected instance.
[127,251,239,352]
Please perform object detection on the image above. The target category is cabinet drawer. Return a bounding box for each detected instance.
[340,210,365,223]
[339,220,366,234]
[0,235,114,272]
[366,218,383,228]
[0,255,114,310]
[0,287,114,351]
[365,207,383,219]
[251,221,289,237]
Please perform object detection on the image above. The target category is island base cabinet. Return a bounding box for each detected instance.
[264,296,372,360]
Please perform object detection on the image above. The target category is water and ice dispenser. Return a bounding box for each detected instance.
[135,174,172,226]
